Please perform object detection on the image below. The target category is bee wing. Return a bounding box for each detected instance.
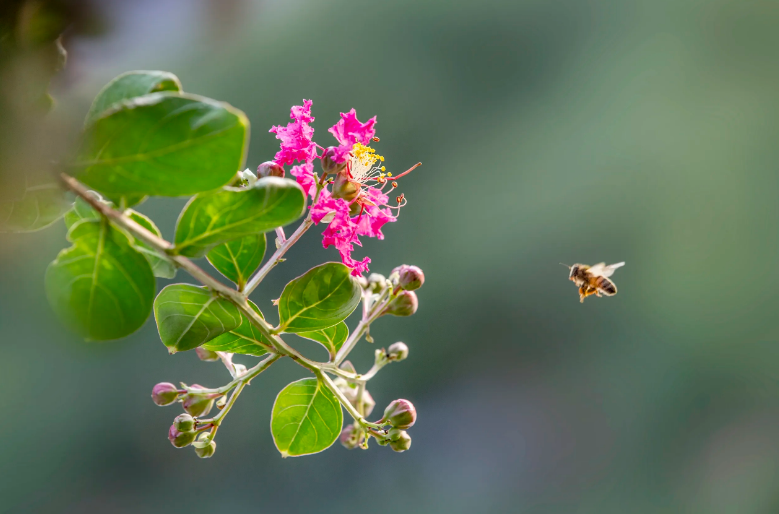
[588,262,625,278]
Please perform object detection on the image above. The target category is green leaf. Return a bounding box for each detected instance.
[153,284,242,353]
[126,210,176,279]
[202,300,271,356]
[85,70,182,126]
[277,263,361,333]
[72,92,249,203]
[206,233,266,290]
[271,378,343,457]
[63,195,102,229]
[174,177,305,258]
[44,219,155,340]
[298,322,349,361]
[0,182,71,233]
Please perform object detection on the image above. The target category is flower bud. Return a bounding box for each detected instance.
[257,161,285,178]
[383,291,418,317]
[389,430,412,452]
[168,424,196,448]
[339,424,364,450]
[181,385,216,418]
[238,168,257,187]
[194,433,217,458]
[387,342,409,362]
[321,146,347,174]
[367,273,386,294]
[151,382,181,406]
[393,264,425,291]
[173,413,195,432]
[332,173,359,201]
[382,399,417,429]
[195,347,220,362]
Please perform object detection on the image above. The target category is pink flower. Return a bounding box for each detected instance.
[267,102,413,276]
[270,100,317,166]
[289,162,317,198]
[328,109,377,163]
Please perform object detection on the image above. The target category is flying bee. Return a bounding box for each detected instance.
[562,262,625,303]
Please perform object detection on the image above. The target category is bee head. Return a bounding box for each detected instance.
[569,264,580,281]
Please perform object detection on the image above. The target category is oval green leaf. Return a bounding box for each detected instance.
[298,322,349,361]
[63,193,106,229]
[202,300,271,356]
[85,70,182,126]
[1,182,71,233]
[153,284,242,353]
[206,233,266,289]
[271,378,343,458]
[174,177,305,258]
[277,263,361,333]
[126,210,176,279]
[44,219,155,340]
[72,92,249,203]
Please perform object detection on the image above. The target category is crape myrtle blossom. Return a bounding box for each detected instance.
[268,100,418,276]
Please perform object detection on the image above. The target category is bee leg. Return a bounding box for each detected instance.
[579,286,597,303]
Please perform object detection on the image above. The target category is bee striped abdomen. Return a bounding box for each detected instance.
[595,277,617,295]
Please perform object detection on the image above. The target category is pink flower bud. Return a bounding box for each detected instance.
[195,347,219,362]
[257,161,285,178]
[339,424,364,450]
[181,385,216,418]
[389,430,411,452]
[321,146,347,174]
[151,382,180,406]
[387,342,409,362]
[393,264,424,291]
[384,291,418,317]
[382,399,417,429]
[168,424,196,448]
[332,173,359,201]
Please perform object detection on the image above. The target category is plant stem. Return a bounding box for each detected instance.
[243,217,313,295]
[318,371,383,430]
[334,290,391,365]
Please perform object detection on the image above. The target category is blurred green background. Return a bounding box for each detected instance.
[3,0,779,512]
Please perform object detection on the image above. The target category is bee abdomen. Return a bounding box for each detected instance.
[595,277,617,295]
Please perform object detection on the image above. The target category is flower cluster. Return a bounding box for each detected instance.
[267,101,419,275]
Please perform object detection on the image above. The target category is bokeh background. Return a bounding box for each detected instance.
[3,0,779,512]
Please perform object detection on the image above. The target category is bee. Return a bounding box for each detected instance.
[562,262,625,303]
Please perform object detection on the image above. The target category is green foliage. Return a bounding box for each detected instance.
[277,263,362,333]
[298,322,349,361]
[84,70,182,126]
[0,181,71,233]
[63,194,105,229]
[206,233,266,290]
[44,219,155,340]
[72,92,249,204]
[271,378,343,457]
[126,210,176,279]
[153,284,242,353]
[202,301,271,356]
[173,177,305,258]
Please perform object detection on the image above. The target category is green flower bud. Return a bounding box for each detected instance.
[367,273,387,294]
[339,424,364,450]
[332,173,359,201]
[151,382,180,406]
[321,147,347,174]
[257,161,285,178]
[181,385,216,418]
[195,347,220,362]
[389,430,411,452]
[194,434,217,458]
[387,427,406,442]
[382,399,417,429]
[173,413,195,432]
[387,342,409,362]
[375,433,391,446]
[168,423,196,448]
[384,291,418,317]
[392,264,425,291]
